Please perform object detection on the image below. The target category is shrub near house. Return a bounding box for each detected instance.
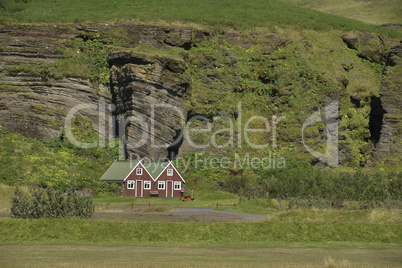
[100,161,185,197]
[10,186,94,219]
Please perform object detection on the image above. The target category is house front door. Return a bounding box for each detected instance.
[136,180,143,197]
[166,181,173,197]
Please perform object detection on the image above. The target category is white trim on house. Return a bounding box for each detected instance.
[123,161,140,182]
[174,181,181,190]
[167,168,173,176]
[166,180,173,197]
[127,180,135,189]
[136,168,143,175]
[153,162,171,181]
[135,180,143,197]
[144,180,151,190]
[158,180,165,190]
[155,161,185,182]
[123,161,156,182]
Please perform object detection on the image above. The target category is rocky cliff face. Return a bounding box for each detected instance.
[0,23,210,159]
[109,51,189,160]
[374,44,402,160]
[0,24,111,141]
[0,22,400,166]
[342,33,402,163]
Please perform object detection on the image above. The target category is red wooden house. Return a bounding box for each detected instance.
[100,161,185,197]
[153,162,185,198]
[123,161,154,197]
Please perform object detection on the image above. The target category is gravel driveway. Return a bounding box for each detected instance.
[97,206,268,222]
[1,207,268,222]
[172,207,266,221]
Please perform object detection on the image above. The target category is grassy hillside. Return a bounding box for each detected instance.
[280,0,402,25]
[180,29,396,166]
[0,127,117,191]
[0,0,399,37]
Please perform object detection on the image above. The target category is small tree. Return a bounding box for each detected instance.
[10,185,30,218]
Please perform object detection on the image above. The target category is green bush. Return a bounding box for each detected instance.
[219,161,402,209]
[10,185,94,219]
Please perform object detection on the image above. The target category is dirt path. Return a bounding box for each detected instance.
[173,207,266,221]
[92,207,268,222]
[1,207,268,222]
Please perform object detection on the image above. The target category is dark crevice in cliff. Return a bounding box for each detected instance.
[76,35,92,42]
[350,96,361,108]
[181,42,192,51]
[109,54,153,68]
[369,96,385,144]
[108,58,120,140]
[186,111,213,122]
[118,116,127,160]
[167,128,184,160]
[110,104,119,139]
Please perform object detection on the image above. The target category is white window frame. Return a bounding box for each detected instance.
[174,181,181,190]
[144,181,151,190]
[136,168,143,175]
[167,169,173,176]
[127,180,135,189]
[158,181,165,189]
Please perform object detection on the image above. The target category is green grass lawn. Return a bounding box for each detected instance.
[0,0,398,37]
[1,212,400,244]
[0,244,401,267]
[280,0,402,25]
[94,189,239,208]
[0,213,401,267]
[1,188,401,267]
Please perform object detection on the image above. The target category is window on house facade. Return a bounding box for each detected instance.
[174,181,181,190]
[127,180,134,189]
[167,169,173,176]
[158,181,165,189]
[136,168,143,175]
[144,181,151,189]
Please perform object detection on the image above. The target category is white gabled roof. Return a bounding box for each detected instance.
[154,161,185,183]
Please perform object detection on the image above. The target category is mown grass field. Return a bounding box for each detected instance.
[1,184,401,266]
[0,244,401,268]
[280,0,402,25]
[1,182,401,266]
[0,209,401,267]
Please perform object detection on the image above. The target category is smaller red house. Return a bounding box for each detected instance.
[153,162,184,198]
[123,161,154,197]
[100,161,185,197]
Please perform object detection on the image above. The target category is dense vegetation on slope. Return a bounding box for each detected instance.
[0,126,118,191]
[172,153,401,209]
[181,31,395,167]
